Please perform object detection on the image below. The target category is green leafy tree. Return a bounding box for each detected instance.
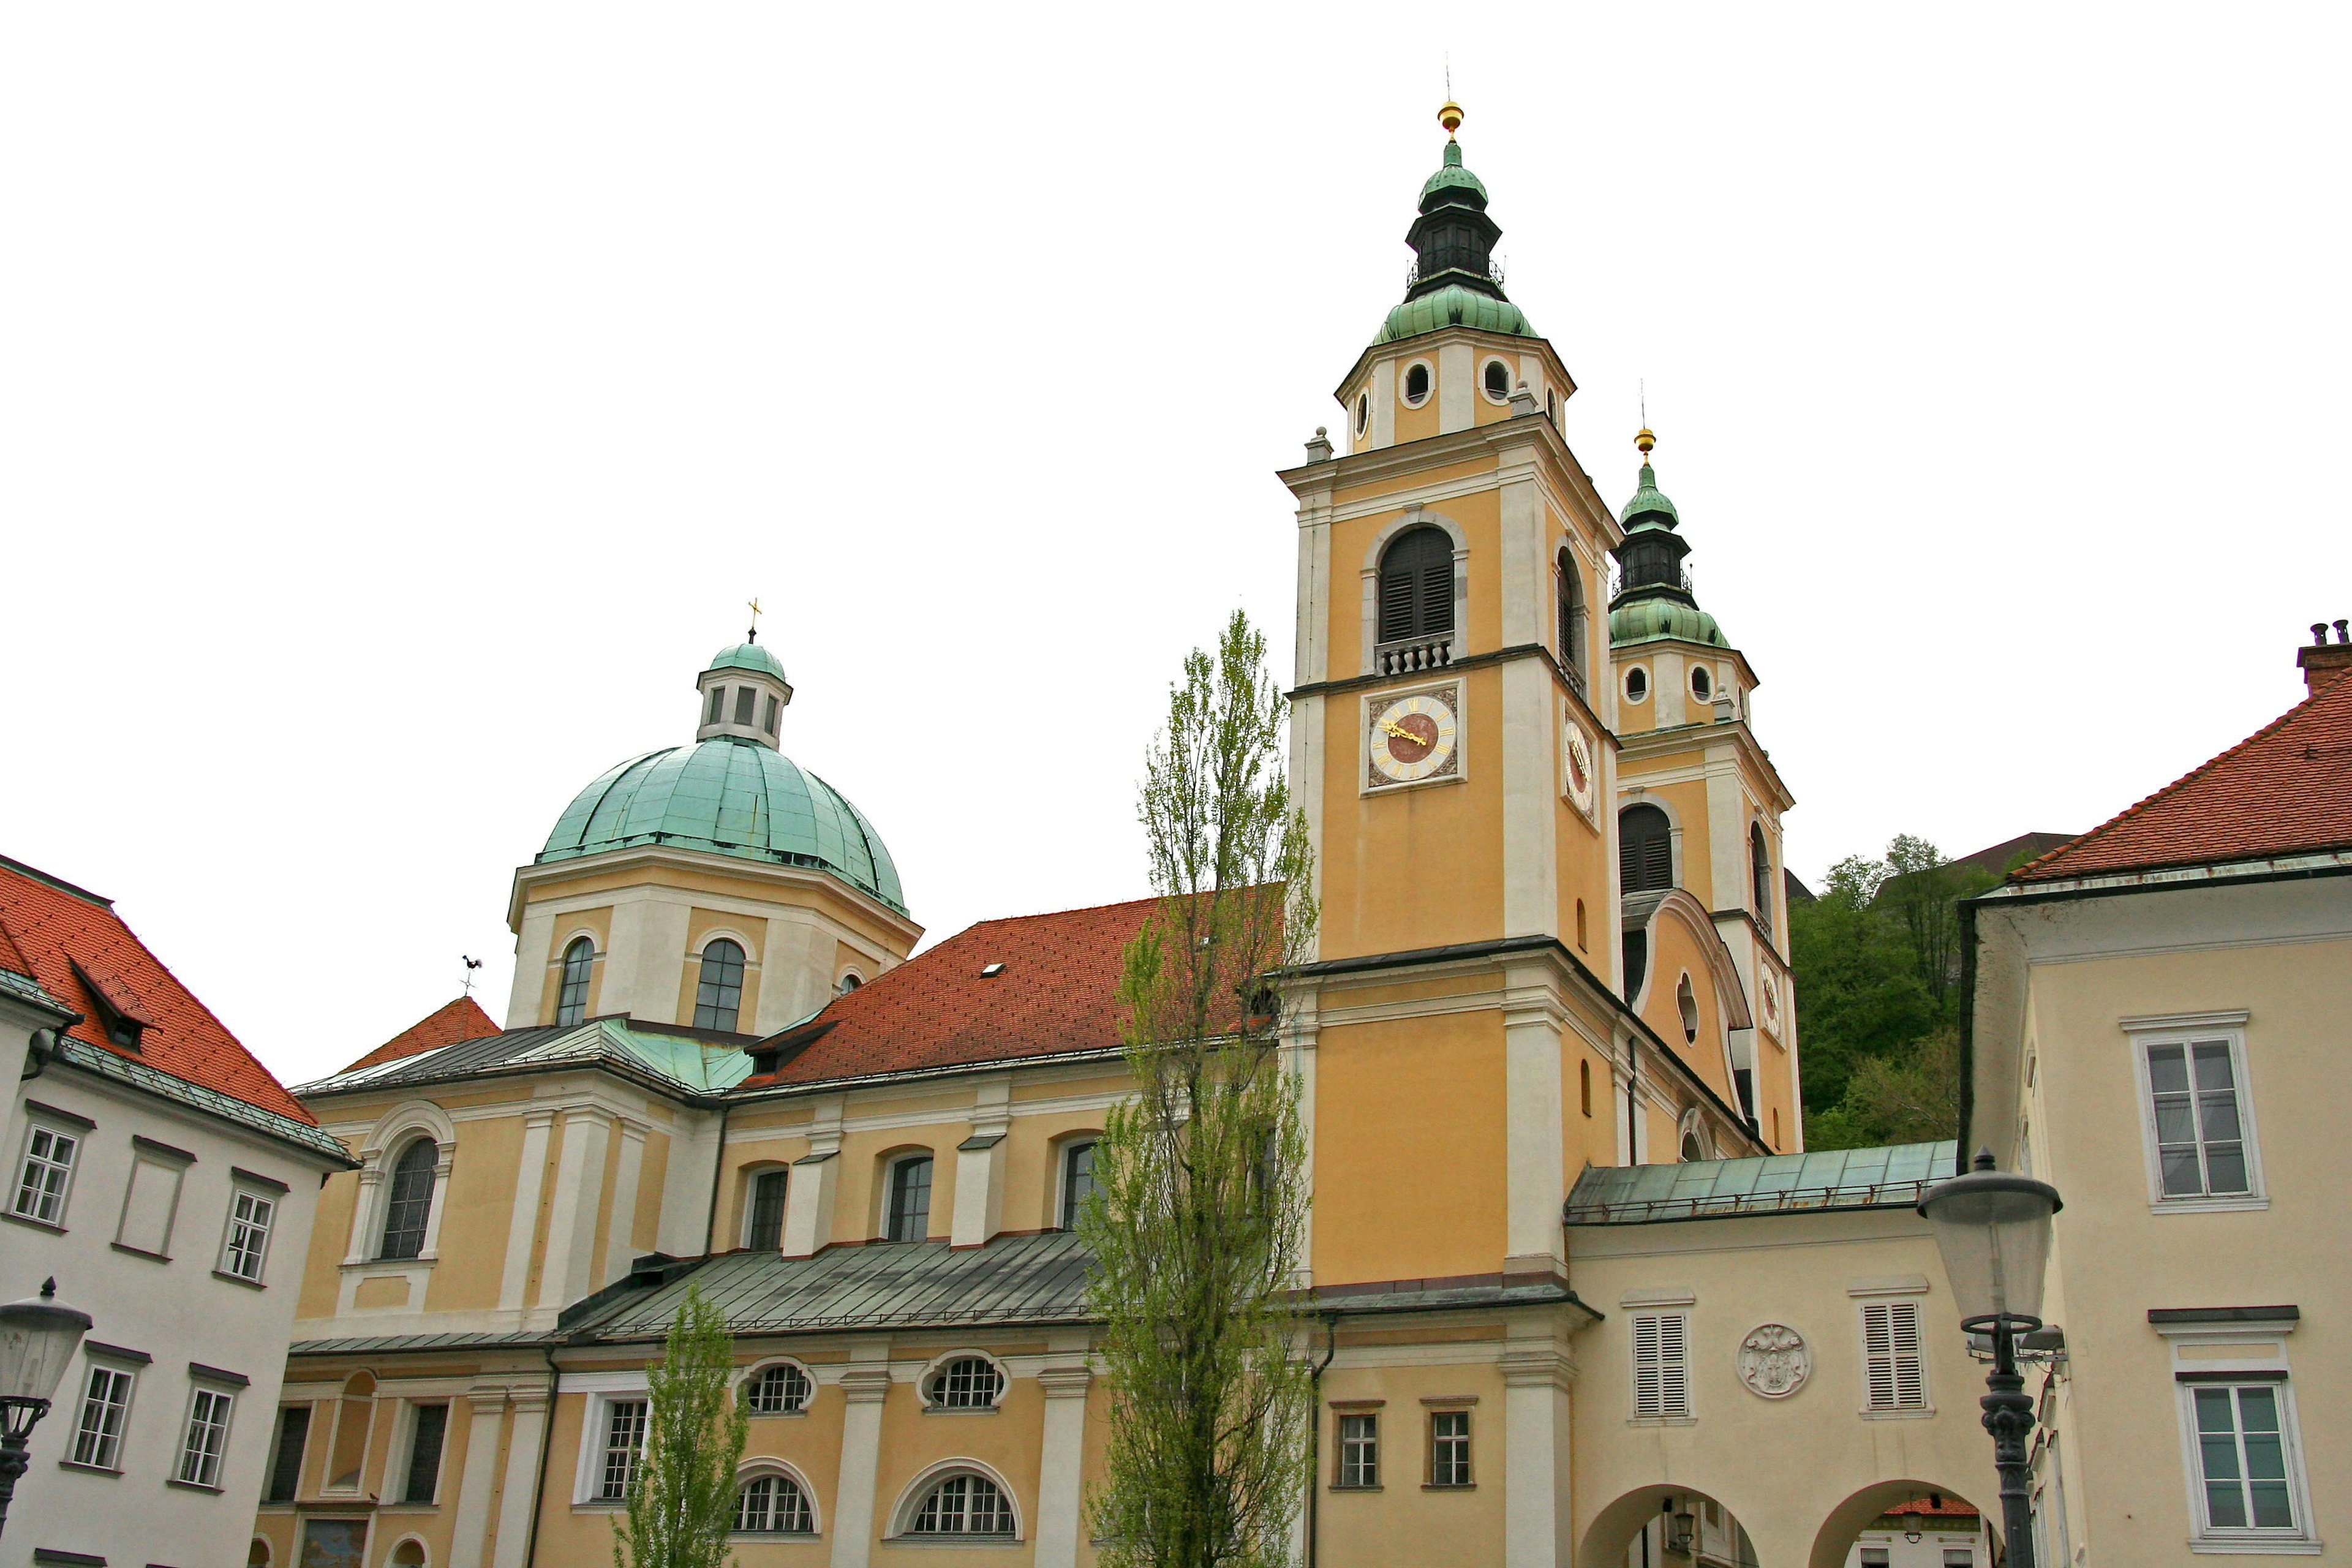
[1080,609,1319,1568]
[613,1286,750,1568]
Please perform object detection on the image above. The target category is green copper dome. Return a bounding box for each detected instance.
[539,738,907,914]
[1420,141,1489,202]
[1377,284,1537,345]
[1618,462,1681,529]
[706,641,787,681]
[1609,598,1726,647]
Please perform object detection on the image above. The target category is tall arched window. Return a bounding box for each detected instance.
[556,937,595,1026]
[886,1155,933,1243]
[1377,527,1455,646]
[1750,824,1774,935]
[695,939,747,1031]
[1556,546,1586,688]
[1060,1140,1098,1230]
[379,1140,437,1260]
[736,1472,815,1534]
[906,1472,1014,1537]
[1619,804,1674,894]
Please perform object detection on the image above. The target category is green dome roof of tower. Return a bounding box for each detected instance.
[706,641,787,680]
[1618,462,1681,529]
[538,739,907,914]
[1420,141,1489,202]
[1610,598,1726,648]
[1377,285,1537,345]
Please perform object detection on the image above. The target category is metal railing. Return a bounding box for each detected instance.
[1563,1175,1940,1226]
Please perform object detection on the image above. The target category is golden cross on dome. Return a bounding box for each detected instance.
[747,597,764,642]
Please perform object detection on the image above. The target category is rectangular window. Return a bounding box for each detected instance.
[1335,1412,1379,1488]
[1428,1409,1471,1487]
[734,687,756,725]
[1861,1300,1928,1411]
[887,1156,933,1243]
[179,1387,236,1488]
[403,1402,448,1504]
[266,1405,311,1503]
[745,1169,788,1251]
[13,1124,78,1224]
[599,1399,647,1500]
[2190,1382,2300,1533]
[1859,1551,1889,1568]
[221,1189,276,1281]
[2145,1038,2252,1199]
[1943,1551,1974,1567]
[1632,1313,1691,1419]
[763,695,780,734]
[72,1365,136,1470]
[706,686,725,724]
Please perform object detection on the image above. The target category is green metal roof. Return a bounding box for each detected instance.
[1376,283,1536,345]
[1609,598,1727,648]
[1420,141,1488,202]
[295,1017,758,1099]
[706,641,787,680]
[1618,462,1681,528]
[1564,1140,1958,1224]
[540,738,906,913]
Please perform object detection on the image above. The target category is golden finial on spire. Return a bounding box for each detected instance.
[1439,100,1463,139]
[1636,427,1656,458]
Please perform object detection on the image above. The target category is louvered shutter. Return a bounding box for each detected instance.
[1378,528,1454,642]
[1632,1313,1689,1418]
[1619,805,1675,894]
[1863,1301,1926,1409]
[1642,835,1672,889]
[1420,554,1453,635]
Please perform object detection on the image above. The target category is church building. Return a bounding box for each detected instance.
[238,107,2346,1568]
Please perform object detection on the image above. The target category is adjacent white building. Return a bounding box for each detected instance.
[1,854,353,1568]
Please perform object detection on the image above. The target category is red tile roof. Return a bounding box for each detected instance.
[342,995,503,1073]
[1885,1496,1980,1518]
[0,854,318,1126]
[747,895,1163,1087]
[2014,674,2352,882]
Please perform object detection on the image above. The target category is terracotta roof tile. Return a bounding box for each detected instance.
[1885,1497,1980,1518]
[2013,674,2352,881]
[342,995,504,1073]
[0,855,318,1126]
[760,895,1162,1085]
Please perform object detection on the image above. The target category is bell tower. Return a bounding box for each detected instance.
[1279,104,1766,1321]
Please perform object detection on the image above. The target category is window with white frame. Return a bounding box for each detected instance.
[597,1398,648,1501]
[736,1472,816,1534]
[926,1355,1003,1409]
[1631,1313,1691,1419]
[12,1121,80,1224]
[743,1362,811,1415]
[2137,1027,2259,1202]
[1427,1408,1471,1487]
[1861,1299,1929,1411]
[221,1188,277,1281]
[1060,1139,1098,1229]
[2183,1378,2310,1539]
[906,1472,1014,1536]
[1334,1412,1379,1487]
[72,1363,136,1470]
[179,1386,236,1488]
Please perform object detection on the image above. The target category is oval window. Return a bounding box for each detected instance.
[1625,667,1649,703]
[1355,393,1370,435]
[1483,360,1512,401]
[1692,665,1713,701]
[1403,363,1432,406]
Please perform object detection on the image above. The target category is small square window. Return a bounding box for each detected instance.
[1335,1413,1378,1488]
[734,687,756,725]
[13,1123,80,1225]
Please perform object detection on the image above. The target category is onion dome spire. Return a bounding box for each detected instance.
[1374,101,1536,344]
[1609,426,1727,648]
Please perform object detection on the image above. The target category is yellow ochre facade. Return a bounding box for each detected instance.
[247,107,2346,1568]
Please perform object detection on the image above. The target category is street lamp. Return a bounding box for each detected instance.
[0,1279,93,1540]
[1918,1150,2061,1568]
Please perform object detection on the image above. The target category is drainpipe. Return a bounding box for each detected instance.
[701,1099,733,1254]
[1626,1032,1640,1166]
[1305,1311,1339,1568]
[523,1344,562,1567]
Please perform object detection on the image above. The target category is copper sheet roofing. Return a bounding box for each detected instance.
[0,853,345,1161]
[1565,1140,1958,1224]
[745,895,1162,1088]
[2011,673,2352,882]
[341,995,502,1074]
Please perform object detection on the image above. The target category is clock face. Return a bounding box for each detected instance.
[1562,722,1596,812]
[1367,690,1460,785]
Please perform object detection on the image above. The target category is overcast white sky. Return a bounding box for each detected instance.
[5,5,2346,1087]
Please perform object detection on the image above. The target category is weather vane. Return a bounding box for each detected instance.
[461,955,483,996]
[747,597,763,643]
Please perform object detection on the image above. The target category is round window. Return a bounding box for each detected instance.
[1403,363,1432,406]
[1692,666,1713,701]
[1483,360,1512,402]
[1624,667,1649,703]
[1355,393,1370,435]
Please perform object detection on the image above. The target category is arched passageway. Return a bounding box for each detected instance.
[1809,1480,1992,1568]
[1581,1485,1759,1568]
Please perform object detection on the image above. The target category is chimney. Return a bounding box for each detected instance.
[2296,619,2352,696]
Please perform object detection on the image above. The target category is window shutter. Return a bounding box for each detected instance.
[1863,1300,1926,1409]
[1378,527,1455,643]
[1633,1313,1689,1418]
[1421,556,1453,635]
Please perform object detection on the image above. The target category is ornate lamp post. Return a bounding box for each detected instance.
[1918,1152,2061,1568]
[0,1279,93,1540]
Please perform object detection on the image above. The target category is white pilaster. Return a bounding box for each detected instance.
[1501,658,1559,938]
[603,892,692,1023]
[499,1110,557,1313]
[505,904,558,1028]
[488,1384,552,1568]
[447,1383,509,1568]
[829,1363,893,1568]
[343,1152,384,1264]
[1033,1366,1093,1568]
[1438,341,1476,432]
[1502,990,1567,1273]
[1370,355,1396,448]
[535,1108,611,1311]
[1499,1345,1574,1568]
[600,1117,651,1284]
[783,1095,845,1257]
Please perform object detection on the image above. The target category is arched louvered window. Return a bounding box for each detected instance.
[1619,804,1674,894]
[379,1139,438,1260]
[695,939,747,1031]
[1556,546,1586,685]
[1377,527,1455,646]
[1751,824,1774,935]
[556,937,594,1026]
